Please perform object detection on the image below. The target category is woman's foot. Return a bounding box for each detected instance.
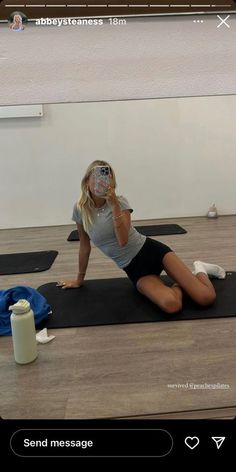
[193,260,226,279]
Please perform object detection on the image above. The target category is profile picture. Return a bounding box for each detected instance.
[8,11,28,31]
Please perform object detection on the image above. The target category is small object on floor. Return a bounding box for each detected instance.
[207,203,218,218]
[36,328,55,344]
[193,260,226,279]
[0,286,51,336]
[9,299,38,364]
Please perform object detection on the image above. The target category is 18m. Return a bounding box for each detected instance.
[109,18,127,25]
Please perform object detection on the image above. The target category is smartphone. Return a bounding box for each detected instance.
[93,166,111,197]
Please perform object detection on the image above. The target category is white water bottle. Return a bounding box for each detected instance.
[9,299,38,364]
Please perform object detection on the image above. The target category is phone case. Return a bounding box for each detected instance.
[93,166,111,196]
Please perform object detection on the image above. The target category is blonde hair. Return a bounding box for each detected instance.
[77,160,121,232]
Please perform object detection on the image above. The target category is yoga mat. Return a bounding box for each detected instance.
[37,272,235,328]
[0,251,58,275]
[67,224,187,241]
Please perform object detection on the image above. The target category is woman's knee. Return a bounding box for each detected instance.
[136,277,182,314]
[162,296,183,314]
[196,289,216,307]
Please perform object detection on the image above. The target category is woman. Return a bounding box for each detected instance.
[10,14,24,31]
[57,160,226,314]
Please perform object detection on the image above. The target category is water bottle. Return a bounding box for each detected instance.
[9,299,38,364]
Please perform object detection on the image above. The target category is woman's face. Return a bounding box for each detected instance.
[15,16,21,24]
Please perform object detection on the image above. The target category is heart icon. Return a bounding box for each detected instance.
[184,436,200,450]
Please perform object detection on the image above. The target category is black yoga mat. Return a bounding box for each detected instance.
[37,271,235,328]
[135,224,187,236]
[0,250,58,275]
[67,224,187,241]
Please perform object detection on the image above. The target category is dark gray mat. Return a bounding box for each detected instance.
[67,224,187,241]
[37,272,235,328]
[0,251,58,275]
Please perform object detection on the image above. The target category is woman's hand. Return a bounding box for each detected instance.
[56,279,83,289]
[100,182,119,207]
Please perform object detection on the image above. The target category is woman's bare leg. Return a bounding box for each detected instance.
[136,275,183,314]
[162,252,216,306]
[134,251,222,314]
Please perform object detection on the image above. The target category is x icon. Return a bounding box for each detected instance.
[217,15,230,28]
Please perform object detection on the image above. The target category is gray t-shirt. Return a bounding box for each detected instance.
[72,196,146,269]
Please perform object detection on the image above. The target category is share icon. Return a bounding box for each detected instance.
[211,437,226,450]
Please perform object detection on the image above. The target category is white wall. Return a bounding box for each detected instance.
[0,95,235,229]
[0,15,236,106]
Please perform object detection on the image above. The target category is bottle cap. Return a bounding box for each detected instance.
[9,299,31,315]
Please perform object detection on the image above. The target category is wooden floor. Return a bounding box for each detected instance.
[1,215,236,420]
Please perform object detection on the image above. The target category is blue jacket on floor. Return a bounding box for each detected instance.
[0,286,51,336]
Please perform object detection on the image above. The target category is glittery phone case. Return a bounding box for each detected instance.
[93,166,111,196]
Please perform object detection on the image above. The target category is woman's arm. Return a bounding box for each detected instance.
[112,203,131,247]
[99,182,131,247]
[56,223,91,289]
[77,223,91,282]
[97,183,131,247]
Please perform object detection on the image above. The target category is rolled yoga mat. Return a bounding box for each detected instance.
[0,251,58,275]
[37,272,235,328]
[67,224,187,241]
